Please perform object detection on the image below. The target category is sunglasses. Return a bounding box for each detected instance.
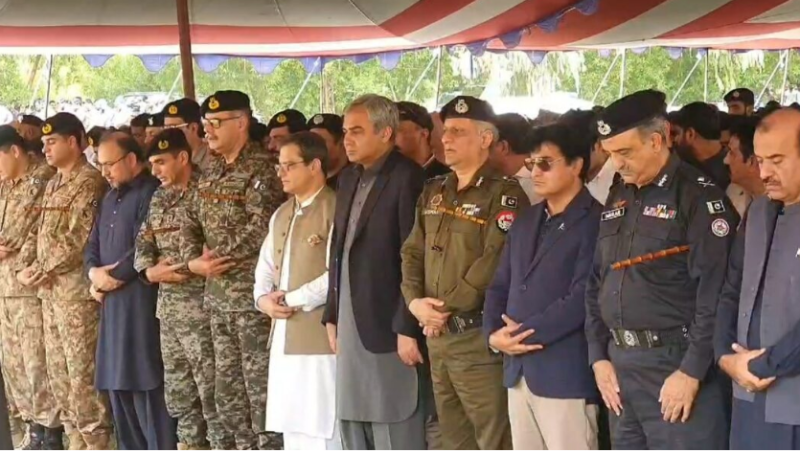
[524,157,565,172]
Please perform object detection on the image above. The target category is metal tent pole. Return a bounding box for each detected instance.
[619,49,626,98]
[290,57,320,109]
[704,51,709,102]
[434,46,444,109]
[756,50,787,106]
[591,52,620,104]
[44,55,54,118]
[781,49,792,104]
[669,52,704,109]
[176,0,196,99]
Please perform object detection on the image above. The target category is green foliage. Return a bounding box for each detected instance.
[1,48,797,118]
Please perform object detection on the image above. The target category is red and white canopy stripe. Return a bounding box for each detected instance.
[0,0,798,55]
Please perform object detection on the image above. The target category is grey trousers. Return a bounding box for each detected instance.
[340,403,426,450]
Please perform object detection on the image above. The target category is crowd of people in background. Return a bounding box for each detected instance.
[0,82,798,451]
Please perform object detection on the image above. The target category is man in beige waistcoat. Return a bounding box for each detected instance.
[254,131,340,450]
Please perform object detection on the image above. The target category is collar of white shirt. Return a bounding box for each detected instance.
[294,186,326,215]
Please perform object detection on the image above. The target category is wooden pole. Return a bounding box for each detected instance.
[176,0,196,100]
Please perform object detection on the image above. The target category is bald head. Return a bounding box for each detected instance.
[754,108,800,204]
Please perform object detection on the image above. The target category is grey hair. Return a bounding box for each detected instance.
[476,120,500,147]
[636,117,669,143]
[345,94,400,140]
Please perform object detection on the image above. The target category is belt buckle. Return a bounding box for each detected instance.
[454,316,467,334]
[622,330,638,348]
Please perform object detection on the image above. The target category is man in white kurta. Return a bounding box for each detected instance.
[253,132,341,450]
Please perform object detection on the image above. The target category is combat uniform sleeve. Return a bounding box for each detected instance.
[212,167,280,262]
[440,182,527,311]
[133,198,159,274]
[16,220,39,271]
[520,215,600,346]
[683,192,739,380]
[714,216,746,364]
[483,227,513,338]
[46,180,103,276]
[180,189,207,262]
[394,166,426,338]
[585,240,611,365]
[108,185,157,283]
[400,188,428,306]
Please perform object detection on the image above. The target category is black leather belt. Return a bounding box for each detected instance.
[610,326,688,349]
[445,309,483,334]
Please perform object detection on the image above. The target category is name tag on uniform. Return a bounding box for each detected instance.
[643,204,676,220]
[198,181,212,189]
[601,207,626,221]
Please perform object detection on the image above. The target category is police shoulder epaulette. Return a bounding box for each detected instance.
[425,174,448,185]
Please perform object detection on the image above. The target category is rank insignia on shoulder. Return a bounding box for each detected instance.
[501,195,518,209]
[711,218,730,238]
[601,207,626,221]
[496,211,516,232]
[697,177,715,187]
[706,200,726,214]
[476,176,484,187]
[656,174,669,187]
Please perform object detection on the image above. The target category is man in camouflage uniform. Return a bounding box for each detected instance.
[184,91,284,450]
[0,126,61,449]
[16,113,111,449]
[134,129,234,450]
[401,96,528,450]
[162,99,213,172]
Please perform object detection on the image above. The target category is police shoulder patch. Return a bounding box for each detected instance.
[496,211,516,233]
[711,218,730,238]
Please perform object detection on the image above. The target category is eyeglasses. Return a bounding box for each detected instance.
[202,116,243,129]
[524,157,565,172]
[97,153,128,171]
[274,161,307,173]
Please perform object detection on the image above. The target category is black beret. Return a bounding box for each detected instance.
[20,115,44,128]
[86,126,107,148]
[130,113,151,128]
[201,90,251,115]
[249,122,269,142]
[397,102,433,132]
[0,125,24,149]
[495,113,531,154]
[724,88,755,105]
[440,96,496,124]
[147,128,191,157]
[268,109,307,133]
[307,113,344,137]
[163,98,201,124]
[596,90,666,139]
[147,113,164,128]
[42,112,85,138]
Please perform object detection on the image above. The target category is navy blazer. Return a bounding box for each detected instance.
[484,187,601,400]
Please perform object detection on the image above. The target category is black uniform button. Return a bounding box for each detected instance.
[520,285,527,291]
[635,200,641,206]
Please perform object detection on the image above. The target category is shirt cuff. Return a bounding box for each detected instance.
[748,350,775,379]
[588,340,610,365]
[284,290,305,309]
[254,293,269,313]
[679,350,711,381]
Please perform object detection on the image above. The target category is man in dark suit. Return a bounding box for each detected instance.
[322,94,427,450]
[715,108,800,449]
[484,123,602,449]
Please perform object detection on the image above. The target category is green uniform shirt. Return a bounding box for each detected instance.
[401,162,529,314]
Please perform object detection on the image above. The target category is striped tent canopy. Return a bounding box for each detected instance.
[0,0,798,55]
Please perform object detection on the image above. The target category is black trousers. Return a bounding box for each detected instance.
[607,342,727,450]
[108,386,177,450]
